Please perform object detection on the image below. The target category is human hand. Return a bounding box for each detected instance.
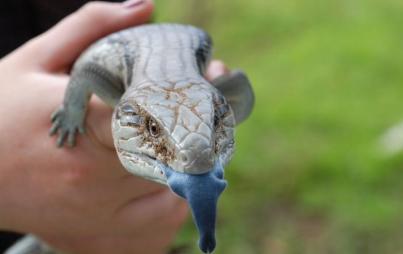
[0,1,186,254]
[0,1,230,253]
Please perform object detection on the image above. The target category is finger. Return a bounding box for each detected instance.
[118,174,166,202]
[44,206,187,254]
[205,60,230,81]
[115,189,187,233]
[85,96,115,149]
[17,0,154,71]
[113,203,187,253]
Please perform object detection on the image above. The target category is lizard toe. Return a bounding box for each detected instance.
[49,119,61,136]
[67,128,78,147]
[56,129,68,147]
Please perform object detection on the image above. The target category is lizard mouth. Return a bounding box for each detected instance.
[117,148,168,184]
[119,149,156,165]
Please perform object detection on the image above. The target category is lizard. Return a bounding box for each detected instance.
[5,23,254,254]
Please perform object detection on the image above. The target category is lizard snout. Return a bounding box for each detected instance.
[176,148,215,174]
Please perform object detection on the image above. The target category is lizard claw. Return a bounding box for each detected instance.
[50,106,85,147]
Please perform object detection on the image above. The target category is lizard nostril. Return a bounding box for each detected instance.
[180,152,189,163]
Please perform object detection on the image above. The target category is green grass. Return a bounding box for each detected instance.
[154,0,403,253]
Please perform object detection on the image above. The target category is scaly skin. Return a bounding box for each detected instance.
[7,23,254,254]
[51,23,237,182]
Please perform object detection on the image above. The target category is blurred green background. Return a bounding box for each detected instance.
[154,0,403,253]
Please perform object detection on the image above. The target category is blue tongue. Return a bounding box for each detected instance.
[162,162,227,253]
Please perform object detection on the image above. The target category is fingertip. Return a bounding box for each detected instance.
[120,0,154,25]
[77,0,153,26]
[206,60,230,81]
[123,0,154,13]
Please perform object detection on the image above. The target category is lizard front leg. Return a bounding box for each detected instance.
[50,63,124,147]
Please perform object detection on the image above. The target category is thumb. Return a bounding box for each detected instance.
[19,0,153,72]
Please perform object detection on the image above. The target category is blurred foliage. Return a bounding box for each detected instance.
[154,0,403,253]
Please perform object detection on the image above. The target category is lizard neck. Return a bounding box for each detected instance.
[130,47,204,86]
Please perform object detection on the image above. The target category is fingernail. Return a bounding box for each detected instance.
[123,0,145,8]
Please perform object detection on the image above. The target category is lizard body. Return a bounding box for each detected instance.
[6,23,254,254]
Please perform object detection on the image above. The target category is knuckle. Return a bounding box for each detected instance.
[80,1,103,14]
[77,2,110,23]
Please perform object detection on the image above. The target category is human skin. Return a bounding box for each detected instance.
[0,1,229,254]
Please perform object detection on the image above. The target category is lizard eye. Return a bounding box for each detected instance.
[148,118,160,137]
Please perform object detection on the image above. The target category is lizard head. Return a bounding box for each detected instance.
[111,71,254,253]
[111,79,236,184]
